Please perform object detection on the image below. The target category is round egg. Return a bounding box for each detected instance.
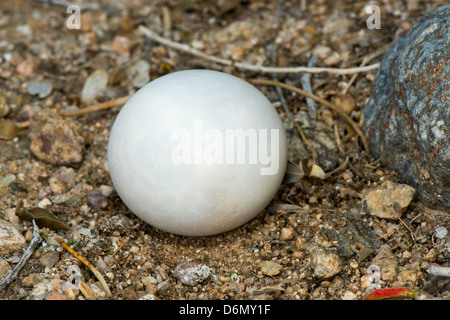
[107,70,287,236]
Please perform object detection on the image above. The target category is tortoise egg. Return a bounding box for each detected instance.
[107,70,287,236]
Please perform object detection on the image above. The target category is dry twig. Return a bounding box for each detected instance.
[61,95,132,117]
[299,56,319,116]
[0,220,42,291]
[55,237,112,297]
[278,109,317,161]
[250,78,369,153]
[139,26,379,75]
[324,157,350,179]
[34,0,99,9]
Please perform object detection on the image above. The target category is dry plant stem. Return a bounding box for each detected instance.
[324,157,349,179]
[429,264,450,277]
[162,6,172,39]
[34,0,99,9]
[333,120,345,154]
[344,40,394,94]
[61,95,132,117]
[139,26,380,75]
[278,109,317,161]
[398,218,417,241]
[347,158,364,179]
[300,56,319,116]
[55,237,112,297]
[251,78,369,153]
[0,220,42,291]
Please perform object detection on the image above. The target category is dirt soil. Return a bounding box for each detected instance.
[0,0,448,300]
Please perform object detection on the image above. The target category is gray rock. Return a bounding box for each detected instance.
[363,5,449,210]
[87,190,108,209]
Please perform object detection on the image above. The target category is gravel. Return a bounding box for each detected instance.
[0,0,448,301]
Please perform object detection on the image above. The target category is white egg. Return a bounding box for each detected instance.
[107,70,287,236]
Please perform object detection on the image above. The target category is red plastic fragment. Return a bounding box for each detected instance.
[364,287,418,300]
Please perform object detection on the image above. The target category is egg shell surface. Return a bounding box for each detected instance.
[107,70,287,236]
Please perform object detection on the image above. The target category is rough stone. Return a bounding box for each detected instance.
[303,243,342,279]
[0,218,26,256]
[280,227,295,241]
[27,81,53,99]
[39,251,60,269]
[29,111,85,166]
[87,190,108,209]
[370,245,398,282]
[364,5,450,210]
[0,257,11,279]
[171,261,210,286]
[260,261,282,276]
[361,180,416,219]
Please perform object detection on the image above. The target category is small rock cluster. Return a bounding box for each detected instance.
[0,0,448,301]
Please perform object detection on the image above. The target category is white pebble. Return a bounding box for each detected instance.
[435,227,448,239]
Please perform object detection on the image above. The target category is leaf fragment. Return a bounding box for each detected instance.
[282,160,304,184]
[16,201,70,231]
[0,119,27,140]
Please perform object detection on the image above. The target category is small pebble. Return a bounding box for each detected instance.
[30,282,54,300]
[0,257,11,279]
[139,294,155,300]
[435,227,448,239]
[370,245,398,281]
[0,218,26,256]
[341,291,358,300]
[16,59,35,76]
[303,243,342,279]
[129,59,150,88]
[280,227,295,241]
[99,185,114,197]
[0,175,16,189]
[29,112,85,166]
[81,69,108,103]
[27,81,53,99]
[45,290,68,300]
[111,35,131,57]
[172,261,210,286]
[87,190,108,209]
[39,251,60,269]
[260,261,282,276]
